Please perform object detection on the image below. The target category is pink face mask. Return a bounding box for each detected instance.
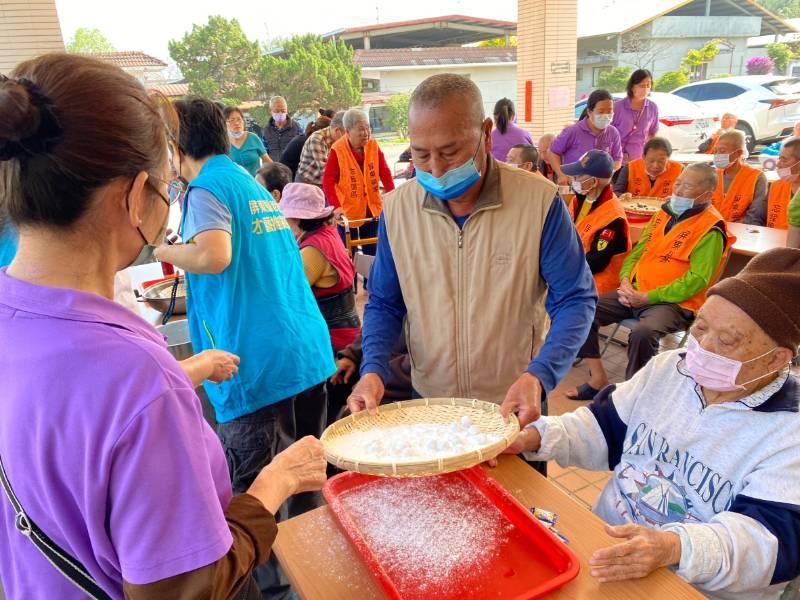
[685,335,779,392]
[273,112,287,123]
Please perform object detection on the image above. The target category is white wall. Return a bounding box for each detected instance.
[366,65,518,119]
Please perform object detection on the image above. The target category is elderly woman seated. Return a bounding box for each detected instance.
[509,247,800,599]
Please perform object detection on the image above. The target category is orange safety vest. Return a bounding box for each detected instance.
[627,159,683,199]
[703,136,719,155]
[332,136,383,220]
[712,163,760,223]
[576,193,632,295]
[766,179,792,230]
[631,206,734,313]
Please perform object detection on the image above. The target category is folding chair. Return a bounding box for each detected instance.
[336,214,379,258]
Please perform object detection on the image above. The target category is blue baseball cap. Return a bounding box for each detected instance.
[561,150,614,179]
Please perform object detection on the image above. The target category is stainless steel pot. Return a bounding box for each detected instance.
[139,276,187,315]
[156,319,194,361]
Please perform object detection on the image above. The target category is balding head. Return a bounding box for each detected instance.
[410,74,485,129]
[718,130,746,152]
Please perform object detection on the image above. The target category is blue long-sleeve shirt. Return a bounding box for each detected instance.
[361,196,597,394]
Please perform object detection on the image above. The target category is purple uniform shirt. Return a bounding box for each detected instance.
[490,122,534,161]
[611,97,660,162]
[550,119,623,166]
[0,269,233,599]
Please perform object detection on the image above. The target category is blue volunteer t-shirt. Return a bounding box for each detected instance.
[229,133,267,177]
[0,225,19,268]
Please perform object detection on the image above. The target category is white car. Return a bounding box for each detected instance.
[671,76,800,152]
[574,92,718,153]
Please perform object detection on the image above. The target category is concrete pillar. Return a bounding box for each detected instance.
[516,0,578,141]
[364,35,371,50]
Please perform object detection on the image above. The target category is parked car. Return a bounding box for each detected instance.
[573,91,717,154]
[670,76,800,152]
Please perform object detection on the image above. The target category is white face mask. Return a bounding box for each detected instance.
[592,114,613,129]
[572,178,595,195]
[229,130,245,140]
[713,153,732,169]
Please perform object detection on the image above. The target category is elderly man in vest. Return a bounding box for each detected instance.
[568,162,733,400]
[745,136,800,229]
[508,248,800,599]
[322,108,395,256]
[711,130,767,223]
[262,95,301,163]
[698,112,737,154]
[614,137,683,200]
[347,73,598,445]
[564,150,631,297]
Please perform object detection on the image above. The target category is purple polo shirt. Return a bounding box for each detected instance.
[550,119,623,166]
[611,97,660,162]
[490,122,534,161]
[0,269,233,598]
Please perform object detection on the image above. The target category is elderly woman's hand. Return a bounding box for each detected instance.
[589,524,681,583]
[246,437,328,515]
[200,350,240,383]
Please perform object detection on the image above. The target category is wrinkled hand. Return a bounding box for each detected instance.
[617,278,649,308]
[267,436,328,495]
[330,357,357,385]
[486,427,542,467]
[347,372,385,416]
[590,524,681,583]
[500,372,542,427]
[200,350,240,383]
[619,193,633,202]
[557,174,570,186]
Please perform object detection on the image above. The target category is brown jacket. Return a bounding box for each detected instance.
[382,158,555,403]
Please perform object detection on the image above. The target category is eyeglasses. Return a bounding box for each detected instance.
[148,175,184,206]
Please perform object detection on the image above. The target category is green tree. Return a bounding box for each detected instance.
[597,67,632,93]
[756,0,800,18]
[257,35,361,112]
[681,39,721,80]
[654,70,689,92]
[767,42,796,73]
[168,16,261,103]
[385,93,411,138]
[66,28,115,53]
[478,36,517,47]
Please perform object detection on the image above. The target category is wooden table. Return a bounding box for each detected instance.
[273,456,703,600]
[727,221,788,257]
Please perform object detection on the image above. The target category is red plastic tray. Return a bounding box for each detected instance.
[141,273,182,290]
[323,467,580,599]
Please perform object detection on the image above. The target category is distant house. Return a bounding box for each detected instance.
[82,51,169,85]
[0,0,65,73]
[576,0,796,97]
[148,82,190,98]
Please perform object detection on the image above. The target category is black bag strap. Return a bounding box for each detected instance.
[0,453,112,600]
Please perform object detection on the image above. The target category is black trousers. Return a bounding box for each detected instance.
[578,292,694,380]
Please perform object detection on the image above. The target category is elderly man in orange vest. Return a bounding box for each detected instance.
[614,137,683,199]
[698,112,737,154]
[711,130,767,223]
[322,108,395,255]
[562,150,631,296]
[745,136,800,229]
[567,162,734,400]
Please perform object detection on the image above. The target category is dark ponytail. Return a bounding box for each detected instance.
[493,98,514,135]
[579,89,613,121]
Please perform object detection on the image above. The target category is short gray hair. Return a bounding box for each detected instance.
[685,162,718,192]
[269,96,286,109]
[784,136,800,159]
[330,110,345,129]
[410,74,485,128]
[718,129,746,150]
[343,108,368,130]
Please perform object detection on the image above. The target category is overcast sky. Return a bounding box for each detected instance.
[55,0,518,61]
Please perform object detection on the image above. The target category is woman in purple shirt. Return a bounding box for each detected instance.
[550,89,623,185]
[612,69,660,164]
[490,98,533,161]
[0,54,326,599]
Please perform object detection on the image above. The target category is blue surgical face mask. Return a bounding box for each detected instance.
[592,113,613,129]
[416,134,484,201]
[669,195,696,215]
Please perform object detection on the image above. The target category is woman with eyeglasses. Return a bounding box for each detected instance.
[0,54,327,599]
[224,106,271,176]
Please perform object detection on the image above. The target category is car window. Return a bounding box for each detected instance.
[692,83,745,101]
[763,78,800,95]
[672,86,698,102]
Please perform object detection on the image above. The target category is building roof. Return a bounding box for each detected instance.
[81,51,167,69]
[322,15,516,49]
[578,0,796,39]
[147,82,190,97]
[355,46,516,68]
